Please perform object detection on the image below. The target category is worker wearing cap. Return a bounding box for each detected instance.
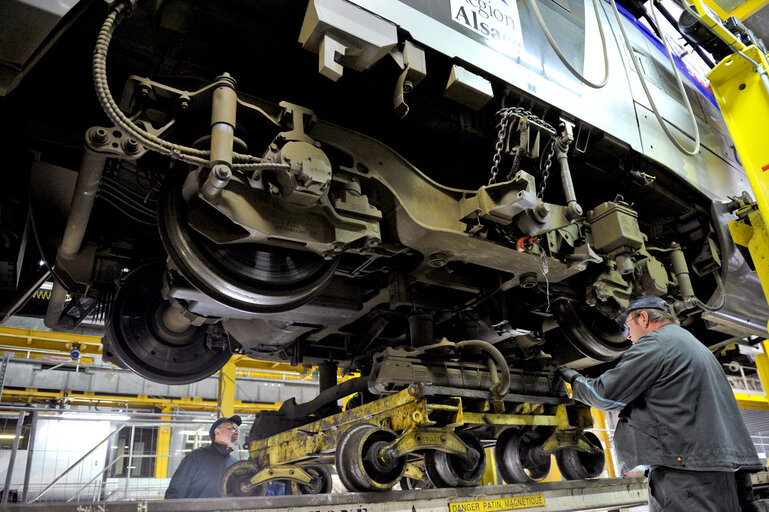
[557,296,761,512]
[164,415,242,499]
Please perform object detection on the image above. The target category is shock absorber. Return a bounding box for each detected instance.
[202,73,238,198]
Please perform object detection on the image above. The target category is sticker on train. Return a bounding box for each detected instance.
[449,0,524,57]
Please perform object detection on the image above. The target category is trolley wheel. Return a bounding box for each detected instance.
[219,460,265,497]
[423,432,486,488]
[399,476,434,490]
[555,431,606,480]
[494,428,551,483]
[335,424,406,491]
[294,465,333,494]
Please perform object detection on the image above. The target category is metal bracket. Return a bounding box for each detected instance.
[249,465,314,487]
[381,428,478,465]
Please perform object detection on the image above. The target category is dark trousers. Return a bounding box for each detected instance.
[648,467,741,512]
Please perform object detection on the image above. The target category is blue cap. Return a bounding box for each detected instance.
[616,296,670,327]
[209,415,241,440]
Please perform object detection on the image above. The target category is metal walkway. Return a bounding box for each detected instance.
[1,477,649,512]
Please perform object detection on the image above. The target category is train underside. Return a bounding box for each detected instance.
[1,0,767,493]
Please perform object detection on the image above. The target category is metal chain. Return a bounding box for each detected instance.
[489,107,556,186]
[488,113,511,185]
[537,139,556,199]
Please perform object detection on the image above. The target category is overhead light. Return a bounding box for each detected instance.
[0,435,23,440]
[59,412,131,421]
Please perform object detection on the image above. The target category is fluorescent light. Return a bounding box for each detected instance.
[0,435,23,440]
[59,412,131,421]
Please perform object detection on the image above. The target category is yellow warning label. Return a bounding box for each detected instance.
[448,495,546,511]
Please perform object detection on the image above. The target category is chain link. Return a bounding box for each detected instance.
[488,114,510,185]
[538,140,556,199]
[488,107,557,187]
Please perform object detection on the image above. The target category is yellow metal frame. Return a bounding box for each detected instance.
[155,407,172,478]
[709,46,769,230]
[0,388,280,413]
[700,0,769,21]
[248,384,595,475]
[692,0,747,49]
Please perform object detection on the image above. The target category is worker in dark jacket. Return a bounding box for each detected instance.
[165,415,241,499]
[557,296,762,512]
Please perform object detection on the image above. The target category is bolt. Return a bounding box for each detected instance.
[268,183,280,196]
[178,96,190,111]
[520,272,538,288]
[534,201,551,220]
[365,237,381,250]
[213,164,231,180]
[427,252,449,268]
[332,242,345,253]
[403,80,414,94]
[92,128,108,146]
[381,448,398,464]
[440,435,447,442]
[123,138,140,154]
[139,84,152,98]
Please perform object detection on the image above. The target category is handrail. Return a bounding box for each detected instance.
[66,453,125,503]
[31,425,125,502]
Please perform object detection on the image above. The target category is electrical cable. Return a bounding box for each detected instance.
[92,2,271,170]
[610,0,701,156]
[528,0,609,88]
[694,271,726,311]
[653,1,716,68]
[97,195,157,225]
[100,181,156,216]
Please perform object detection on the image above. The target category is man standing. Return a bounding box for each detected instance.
[165,415,241,499]
[557,296,762,511]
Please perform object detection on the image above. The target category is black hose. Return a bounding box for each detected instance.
[456,340,511,398]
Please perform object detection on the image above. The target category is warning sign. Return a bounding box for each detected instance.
[448,494,546,511]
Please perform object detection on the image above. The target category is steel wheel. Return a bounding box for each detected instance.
[295,465,333,495]
[423,432,486,488]
[104,263,231,384]
[219,460,264,497]
[554,301,631,362]
[555,431,606,480]
[494,428,551,483]
[158,175,338,314]
[335,424,405,491]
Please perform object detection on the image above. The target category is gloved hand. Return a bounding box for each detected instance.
[557,366,582,385]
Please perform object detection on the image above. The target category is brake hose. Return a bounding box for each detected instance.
[609,0,701,156]
[93,2,270,170]
[528,0,609,88]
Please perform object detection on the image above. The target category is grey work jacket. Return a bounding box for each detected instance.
[571,324,761,475]
[165,442,239,498]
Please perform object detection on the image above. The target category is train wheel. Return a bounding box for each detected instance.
[104,262,231,384]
